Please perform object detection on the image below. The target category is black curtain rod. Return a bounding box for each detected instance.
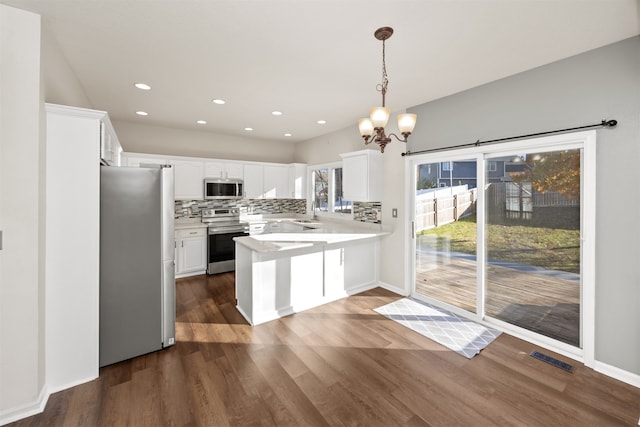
[401,119,618,157]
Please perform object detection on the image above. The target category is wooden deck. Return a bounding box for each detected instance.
[416,253,580,346]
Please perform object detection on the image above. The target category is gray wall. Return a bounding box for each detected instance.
[407,36,640,375]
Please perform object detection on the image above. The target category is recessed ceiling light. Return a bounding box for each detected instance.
[212,99,226,105]
[317,120,327,125]
[136,111,149,116]
[196,120,207,125]
[244,127,253,131]
[284,133,292,137]
[272,111,283,116]
[134,83,151,90]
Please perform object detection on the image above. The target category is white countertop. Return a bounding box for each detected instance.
[174,218,208,230]
[234,215,388,253]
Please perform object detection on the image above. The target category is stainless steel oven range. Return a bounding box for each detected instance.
[201,208,249,275]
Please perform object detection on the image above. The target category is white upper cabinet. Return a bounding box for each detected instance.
[122,152,304,201]
[243,163,264,198]
[340,149,382,202]
[243,163,290,199]
[171,159,205,200]
[204,160,244,180]
[288,163,307,199]
[122,155,169,168]
[263,165,288,198]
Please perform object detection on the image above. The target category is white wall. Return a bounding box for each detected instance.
[41,23,92,109]
[0,4,46,422]
[113,120,296,163]
[293,125,363,165]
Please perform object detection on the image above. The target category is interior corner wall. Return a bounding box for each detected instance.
[40,22,92,109]
[112,120,296,163]
[292,125,364,165]
[0,3,45,422]
[407,36,640,377]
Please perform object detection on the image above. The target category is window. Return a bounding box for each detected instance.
[488,161,497,172]
[310,163,351,216]
[442,161,451,171]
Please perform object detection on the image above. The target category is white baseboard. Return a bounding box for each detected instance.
[593,360,640,388]
[47,374,98,395]
[0,385,49,426]
[377,280,408,296]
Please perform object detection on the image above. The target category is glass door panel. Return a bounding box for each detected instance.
[414,159,478,313]
[484,149,582,347]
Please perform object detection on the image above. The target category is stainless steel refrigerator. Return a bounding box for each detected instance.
[99,165,175,367]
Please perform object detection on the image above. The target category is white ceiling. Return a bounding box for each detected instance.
[3,0,640,143]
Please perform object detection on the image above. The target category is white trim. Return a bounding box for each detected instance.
[378,280,409,296]
[581,132,597,368]
[0,385,49,426]
[593,360,640,389]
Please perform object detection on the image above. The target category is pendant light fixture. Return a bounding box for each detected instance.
[358,27,417,153]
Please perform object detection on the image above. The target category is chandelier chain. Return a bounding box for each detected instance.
[376,39,389,106]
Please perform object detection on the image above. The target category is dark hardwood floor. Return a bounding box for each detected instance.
[9,273,639,426]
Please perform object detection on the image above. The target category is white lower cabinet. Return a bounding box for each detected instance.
[236,237,380,325]
[175,227,207,277]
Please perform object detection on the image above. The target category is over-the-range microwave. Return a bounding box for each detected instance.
[204,177,244,199]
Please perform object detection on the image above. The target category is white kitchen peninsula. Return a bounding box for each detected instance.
[234,221,387,326]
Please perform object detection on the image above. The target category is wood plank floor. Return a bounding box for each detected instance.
[416,254,580,346]
[9,273,639,426]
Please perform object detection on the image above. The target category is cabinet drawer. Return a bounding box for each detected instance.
[175,227,207,239]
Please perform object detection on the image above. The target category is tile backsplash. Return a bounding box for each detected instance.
[176,199,383,224]
[353,202,382,224]
[175,199,306,218]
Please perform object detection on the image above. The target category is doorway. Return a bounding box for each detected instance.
[409,131,595,360]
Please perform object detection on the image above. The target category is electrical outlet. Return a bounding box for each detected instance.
[392,208,398,218]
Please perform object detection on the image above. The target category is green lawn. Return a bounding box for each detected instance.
[418,215,580,274]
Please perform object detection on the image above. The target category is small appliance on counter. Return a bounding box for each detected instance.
[202,208,249,274]
[99,164,176,367]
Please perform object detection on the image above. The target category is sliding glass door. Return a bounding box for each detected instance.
[414,158,478,313]
[484,149,581,347]
[410,132,595,355]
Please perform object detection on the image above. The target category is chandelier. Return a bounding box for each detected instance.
[358,27,417,153]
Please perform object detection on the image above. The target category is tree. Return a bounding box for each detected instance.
[509,150,580,199]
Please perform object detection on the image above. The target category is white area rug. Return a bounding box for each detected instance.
[374,298,501,359]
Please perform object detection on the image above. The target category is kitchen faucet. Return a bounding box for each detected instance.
[311,200,318,220]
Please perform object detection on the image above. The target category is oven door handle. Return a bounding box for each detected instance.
[208,227,249,234]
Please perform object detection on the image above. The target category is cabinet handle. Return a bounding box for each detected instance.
[190,231,197,234]
[182,241,184,247]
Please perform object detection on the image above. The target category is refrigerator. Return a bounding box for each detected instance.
[99,165,176,367]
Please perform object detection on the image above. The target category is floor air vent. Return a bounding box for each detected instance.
[530,350,574,373]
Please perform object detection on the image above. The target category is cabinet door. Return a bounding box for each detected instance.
[263,165,288,198]
[204,161,225,178]
[172,160,204,200]
[342,154,368,201]
[341,150,382,202]
[243,164,264,198]
[179,236,207,273]
[225,162,244,179]
[288,163,306,199]
[205,161,244,180]
[124,156,168,168]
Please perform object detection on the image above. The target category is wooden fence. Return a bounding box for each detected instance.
[415,186,476,232]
